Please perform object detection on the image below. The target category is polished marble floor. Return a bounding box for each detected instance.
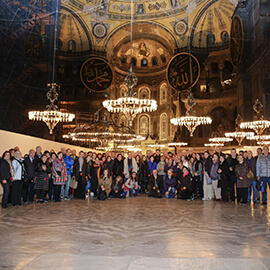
[0,196,270,269]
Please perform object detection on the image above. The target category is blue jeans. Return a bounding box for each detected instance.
[261,177,270,203]
[61,174,71,198]
[85,179,91,194]
[165,187,176,198]
[248,181,257,202]
[129,186,141,196]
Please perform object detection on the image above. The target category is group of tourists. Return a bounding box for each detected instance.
[0,144,269,208]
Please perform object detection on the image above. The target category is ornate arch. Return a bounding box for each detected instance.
[138,114,150,136]
[160,113,168,140]
[159,82,168,105]
[138,86,150,99]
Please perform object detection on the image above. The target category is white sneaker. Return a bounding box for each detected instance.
[90,192,94,197]
[86,195,89,198]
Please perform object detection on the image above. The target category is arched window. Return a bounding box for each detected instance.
[131,57,136,67]
[221,31,229,43]
[141,58,148,67]
[207,34,215,47]
[138,87,150,99]
[139,115,150,135]
[68,40,76,52]
[152,56,158,66]
[160,54,166,63]
[160,83,167,105]
[160,113,168,140]
[120,84,128,97]
[119,114,127,126]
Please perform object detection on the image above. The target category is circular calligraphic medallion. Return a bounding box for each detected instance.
[80,57,114,92]
[174,20,188,36]
[92,23,107,39]
[230,15,244,67]
[166,53,200,91]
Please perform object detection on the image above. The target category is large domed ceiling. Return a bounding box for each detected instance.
[59,0,238,66]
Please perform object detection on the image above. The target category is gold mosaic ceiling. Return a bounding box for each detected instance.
[59,0,237,54]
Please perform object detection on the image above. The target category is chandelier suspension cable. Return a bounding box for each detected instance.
[52,0,59,84]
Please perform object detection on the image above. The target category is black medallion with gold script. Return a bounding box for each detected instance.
[230,15,243,67]
[166,53,200,92]
[80,57,114,92]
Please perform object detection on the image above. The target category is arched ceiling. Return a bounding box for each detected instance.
[59,0,238,54]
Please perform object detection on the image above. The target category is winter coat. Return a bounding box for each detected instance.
[157,161,166,176]
[235,161,250,188]
[23,155,37,179]
[148,174,163,192]
[52,158,67,185]
[99,175,112,196]
[148,161,157,175]
[112,159,124,177]
[34,161,49,190]
[63,155,74,176]
[164,176,176,191]
[218,160,230,188]
[203,156,212,175]
[256,154,270,178]
[73,158,87,182]
[247,157,256,182]
[0,159,12,183]
[123,158,138,178]
[210,161,219,180]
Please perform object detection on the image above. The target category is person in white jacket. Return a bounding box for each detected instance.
[11,151,24,206]
[123,152,138,180]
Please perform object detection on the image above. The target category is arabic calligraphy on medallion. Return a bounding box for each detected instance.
[80,57,114,92]
[166,53,200,91]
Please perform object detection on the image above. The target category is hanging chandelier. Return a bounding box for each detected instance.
[204,143,224,147]
[168,142,188,147]
[29,83,75,134]
[28,1,75,134]
[170,92,212,136]
[240,99,270,135]
[225,115,254,145]
[102,0,157,126]
[63,109,143,147]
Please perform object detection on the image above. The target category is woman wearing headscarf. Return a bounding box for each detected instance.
[0,151,15,208]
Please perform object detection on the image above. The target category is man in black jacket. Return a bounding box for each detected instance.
[226,148,239,202]
[148,170,163,198]
[23,149,37,202]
